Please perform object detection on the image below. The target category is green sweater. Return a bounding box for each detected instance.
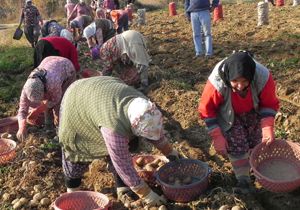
[59,76,147,162]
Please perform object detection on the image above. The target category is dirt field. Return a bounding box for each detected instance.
[1,1,300,210]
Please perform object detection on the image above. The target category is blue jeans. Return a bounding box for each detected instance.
[191,10,213,56]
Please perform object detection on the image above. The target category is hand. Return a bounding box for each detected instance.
[166,148,180,161]
[91,45,100,60]
[261,117,275,146]
[17,127,27,141]
[143,190,167,207]
[208,127,228,156]
[131,180,166,206]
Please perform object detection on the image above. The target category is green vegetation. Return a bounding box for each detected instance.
[0,46,33,102]
[0,166,11,175]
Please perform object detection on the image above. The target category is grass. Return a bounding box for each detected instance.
[0,28,33,102]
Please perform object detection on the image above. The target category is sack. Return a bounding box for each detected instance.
[13,27,23,40]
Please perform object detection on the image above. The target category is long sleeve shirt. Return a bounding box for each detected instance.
[199,73,279,131]
[185,0,219,17]
[18,56,76,121]
[40,37,80,72]
[101,127,170,187]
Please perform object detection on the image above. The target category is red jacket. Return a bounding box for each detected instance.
[41,37,80,72]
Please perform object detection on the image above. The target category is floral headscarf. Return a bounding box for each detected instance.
[24,78,44,103]
[128,97,163,140]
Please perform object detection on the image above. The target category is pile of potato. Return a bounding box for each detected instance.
[135,156,165,172]
[167,175,193,186]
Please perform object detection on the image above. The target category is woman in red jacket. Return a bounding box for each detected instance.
[198,51,279,193]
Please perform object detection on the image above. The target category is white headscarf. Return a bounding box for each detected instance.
[83,22,96,39]
[128,97,163,140]
[60,29,73,42]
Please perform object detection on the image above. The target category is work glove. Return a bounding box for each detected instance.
[166,148,180,162]
[117,187,135,208]
[131,181,166,207]
[90,44,101,60]
[208,127,228,156]
[261,116,275,146]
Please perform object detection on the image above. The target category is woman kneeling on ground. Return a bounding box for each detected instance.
[199,51,279,193]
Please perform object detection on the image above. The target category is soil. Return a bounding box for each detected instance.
[1,1,300,210]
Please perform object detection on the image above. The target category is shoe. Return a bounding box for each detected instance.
[205,55,213,59]
[193,55,201,60]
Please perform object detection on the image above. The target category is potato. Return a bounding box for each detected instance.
[231,206,243,210]
[135,157,144,167]
[151,158,161,166]
[33,184,42,192]
[158,205,168,210]
[182,176,192,185]
[168,176,175,184]
[219,205,230,210]
[11,198,19,205]
[40,198,51,206]
[33,192,43,201]
[174,178,182,186]
[18,197,28,205]
[144,164,155,172]
[158,161,165,167]
[2,193,10,201]
[29,199,39,207]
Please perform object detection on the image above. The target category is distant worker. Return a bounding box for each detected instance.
[18,0,43,48]
[65,0,76,22]
[34,37,80,73]
[184,0,219,59]
[83,19,116,53]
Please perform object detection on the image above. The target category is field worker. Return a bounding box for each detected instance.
[64,0,76,22]
[69,15,93,41]
[198,51,279,193]
[58,76,180,207]
[108,9,129,34]
[17,56,76,141]
[103,0,116,10]
[18,0,43,48]
[93,30,150,90]
[33,36,80,73]
[184,0,219,59]
[67,0,94,26]
[83,19,116,54]
[41,20,64,37]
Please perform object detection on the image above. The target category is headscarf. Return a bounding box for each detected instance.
[24,69,47,103]
[128,97,163,141]
[60,29,74,42]
[218,51,256,88]
[79,0,85,3]
[70,20,79,28]
[83,22,96,39]
[117,30,151,67]
[26,0,32,3]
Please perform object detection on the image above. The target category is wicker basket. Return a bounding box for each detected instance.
[132,154,168,186]
[0,138,17,165]
[250,140,300,193]
[53,191,111,210]
[156,159,211,202]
